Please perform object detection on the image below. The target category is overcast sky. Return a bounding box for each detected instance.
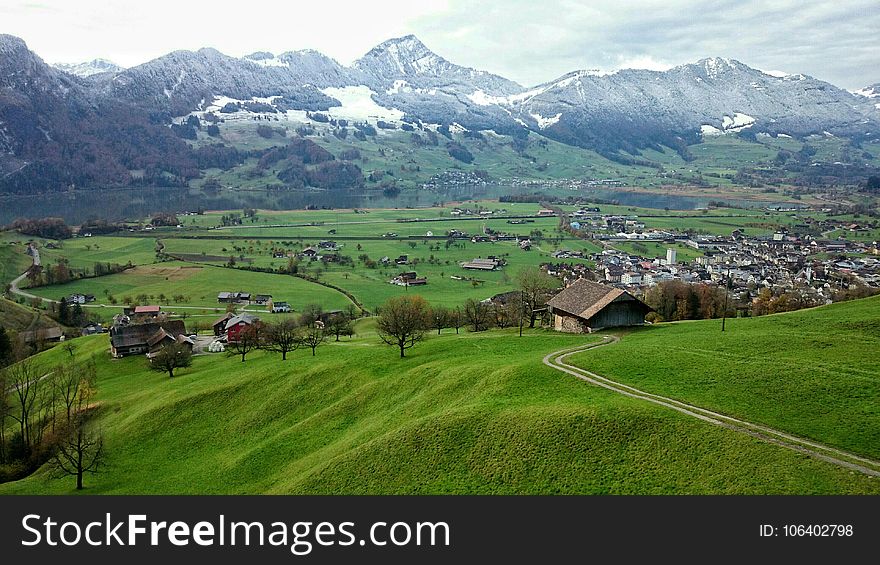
[2,0,877,90]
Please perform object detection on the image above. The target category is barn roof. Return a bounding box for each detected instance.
[548,279,629,319]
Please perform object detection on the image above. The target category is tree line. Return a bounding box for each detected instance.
[0,348,105,490]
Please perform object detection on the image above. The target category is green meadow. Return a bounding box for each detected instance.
[569,296,880,459]
[25,262,354,312]
[2,305,879,494]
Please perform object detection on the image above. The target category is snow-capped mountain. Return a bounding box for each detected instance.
[53,58,124,77]
[854,83,880,109]
[1,32,879,193]
[353,35,520,95]
[505,57,880,155]
[88,47,341,116]
[74,35,879,149]
[0,34,192,193]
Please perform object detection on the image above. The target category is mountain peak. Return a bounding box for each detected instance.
[0,34,30,56]
[244,51,275,61]
[355,34,443,76]
[54,58,124,77]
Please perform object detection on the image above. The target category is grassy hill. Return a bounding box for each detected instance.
[568,296,880,459]
[2,302,879,495]
[0,297,60,333]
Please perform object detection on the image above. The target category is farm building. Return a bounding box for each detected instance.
[225,314,260,343]
[547,279,653,333]
[212,313,234,336]
[109,320,186,357]
[461,258,502,271]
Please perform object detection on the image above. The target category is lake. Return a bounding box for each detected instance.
[0,185,795,224]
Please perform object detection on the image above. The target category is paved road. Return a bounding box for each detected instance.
[544,336,880,477]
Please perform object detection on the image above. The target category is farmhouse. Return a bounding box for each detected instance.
[65,293,96,305]
[217,291,251,303]
[271,301,291,313]
[133,305,161,318]
[547,279,653,333]
[19,327,64,344]
[225,313,260,343]
[109,320,187,357]
[212,313,234,336]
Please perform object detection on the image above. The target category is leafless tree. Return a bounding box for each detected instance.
[449,306,463,334]
[51,378,105,490]
[517,267,558,328]
[227,325,263,362]
[6,359,43,457]
[265,319,301,360]
[430,305,450,335]
[463,298,492,332]
[54,360,96,426]
[0,370,9,463]
[149,342,193,378]
[492,301,514,328]
[377,295,430,357]
[324,313,354,342]
[300,325,326,356]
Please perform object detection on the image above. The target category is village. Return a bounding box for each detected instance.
[543,206,879,310]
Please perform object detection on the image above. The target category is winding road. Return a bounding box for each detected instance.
[544,336,880,477]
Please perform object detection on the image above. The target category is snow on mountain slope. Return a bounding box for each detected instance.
[321,86,405,122]
[53,58,124,77]
[854,84,880,109]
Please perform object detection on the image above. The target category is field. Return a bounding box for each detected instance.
[15,200,857,314]
[568,296,880,459]
[2,305,879,494]
[25,262,355,313]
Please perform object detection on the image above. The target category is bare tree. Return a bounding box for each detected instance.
[492,301,514,328]
[227,325,263,362]
[300,325,326,356]
[377,295,430,357]
[517,267,558,328]
[6,359,42,457]
[265,319,301,360]
[430,305,450,335]
[149,342,193,378]
[51,378,105,490]
[298,304,324,328]
[0,370,8,463]
[449,306,463,334]
[463,298,492,332]
[55,360,96,425]
[325,313,354,342]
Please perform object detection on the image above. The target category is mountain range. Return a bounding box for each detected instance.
[1,32,878,194]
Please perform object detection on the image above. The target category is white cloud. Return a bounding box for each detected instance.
[612,55,673,72]
[0,0,877,90]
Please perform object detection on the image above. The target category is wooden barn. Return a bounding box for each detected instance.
[547,279,653,333]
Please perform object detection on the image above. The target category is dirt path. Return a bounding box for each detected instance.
[544,336,880,477]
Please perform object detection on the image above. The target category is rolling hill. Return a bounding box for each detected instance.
[1,297,879,494]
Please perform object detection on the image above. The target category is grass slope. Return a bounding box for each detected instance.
[568,296,880,459]
[2,312,878,495]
